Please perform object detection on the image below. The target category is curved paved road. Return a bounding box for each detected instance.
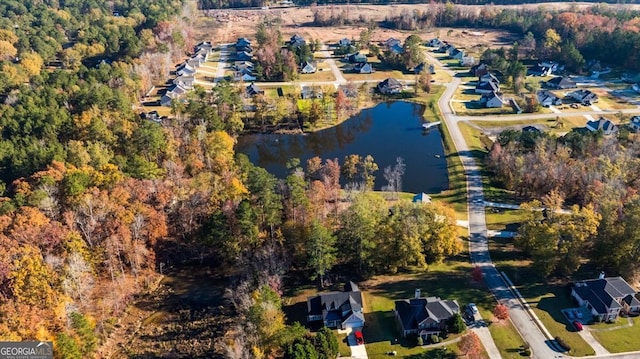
[428,51,640,359]
[430,52,560,359]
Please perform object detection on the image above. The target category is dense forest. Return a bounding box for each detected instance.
[0,1,462,357]
[486,129,640,279]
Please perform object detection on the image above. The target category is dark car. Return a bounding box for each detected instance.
[573,321,583,331]
[354,330,364,345]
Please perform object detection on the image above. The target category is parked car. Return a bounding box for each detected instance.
[354,330,364,345]
[468,303,479,315]
[573,321,583,331]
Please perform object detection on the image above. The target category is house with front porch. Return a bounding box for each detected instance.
[571,275,640,322]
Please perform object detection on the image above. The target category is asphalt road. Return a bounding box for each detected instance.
[427,50,640,359]
[430,51,559,359]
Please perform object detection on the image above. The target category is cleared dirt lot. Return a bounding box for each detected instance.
[198,2,640,45]
[198,5,523,48]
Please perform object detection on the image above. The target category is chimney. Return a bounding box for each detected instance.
[599,271,605,279]
[415,289,421,299]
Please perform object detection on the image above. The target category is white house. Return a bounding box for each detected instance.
[480,92,504,108]
[629,116,640,132]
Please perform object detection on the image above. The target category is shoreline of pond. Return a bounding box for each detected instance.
[236,99,450,194]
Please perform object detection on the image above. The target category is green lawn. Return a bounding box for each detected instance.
[337,333,351,356]
[431,120,468,216]
[360,254,500,358]
[591,316,640,353]
[470,118,557,128]
[487,235,595,357]
[488,320,528,359]
[484,209,526,231]
[361,252,529,358]
[452,101,516,116]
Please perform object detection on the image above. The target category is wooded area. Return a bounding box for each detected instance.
[2,0,640,357]
[487,130,640,279]
[0,2,462,356]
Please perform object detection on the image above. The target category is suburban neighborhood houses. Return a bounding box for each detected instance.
[134,13,640,359]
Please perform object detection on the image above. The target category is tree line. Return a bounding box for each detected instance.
[486,128,640,279]
[382,4,640,71]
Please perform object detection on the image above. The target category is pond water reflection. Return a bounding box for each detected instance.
[236,101,449,194]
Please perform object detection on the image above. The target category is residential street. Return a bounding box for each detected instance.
[320,45,347,84]
[427,50,640,359]
[429,50,560,359]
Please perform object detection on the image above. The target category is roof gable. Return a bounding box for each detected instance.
[307,283,364,322]
[395,296,459,331]
[574,277,637,314]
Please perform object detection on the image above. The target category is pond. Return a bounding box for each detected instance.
[236,101,449,194]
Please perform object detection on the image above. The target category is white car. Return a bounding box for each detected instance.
[467,303,479,315]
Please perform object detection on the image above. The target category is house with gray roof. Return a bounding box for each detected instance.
[338,38,352,47]
[586,117,618,136]
[236,51,253,61]
[629,116,640,132]
[377,78,403,95]
[395,290,460,338]
[427,38,443,48]
[354,62,374,74]
[449,48,464,61]
[480,91,504,108]
[246,83,264,97]
[300,61,317,74]
[475,80,500,94]
[160,84,189,107]
[546,76,576,89]
[571,274,640,322]
[569,89,598,105]
[307,282,365,329]
[176,63,196,76]
[346,52,367,64]
[173,75,194,89]
[537,90,562,107]
[289,34,306,48]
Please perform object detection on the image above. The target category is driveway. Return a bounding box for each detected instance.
[346,328,368,359]
[579,329,610,356]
